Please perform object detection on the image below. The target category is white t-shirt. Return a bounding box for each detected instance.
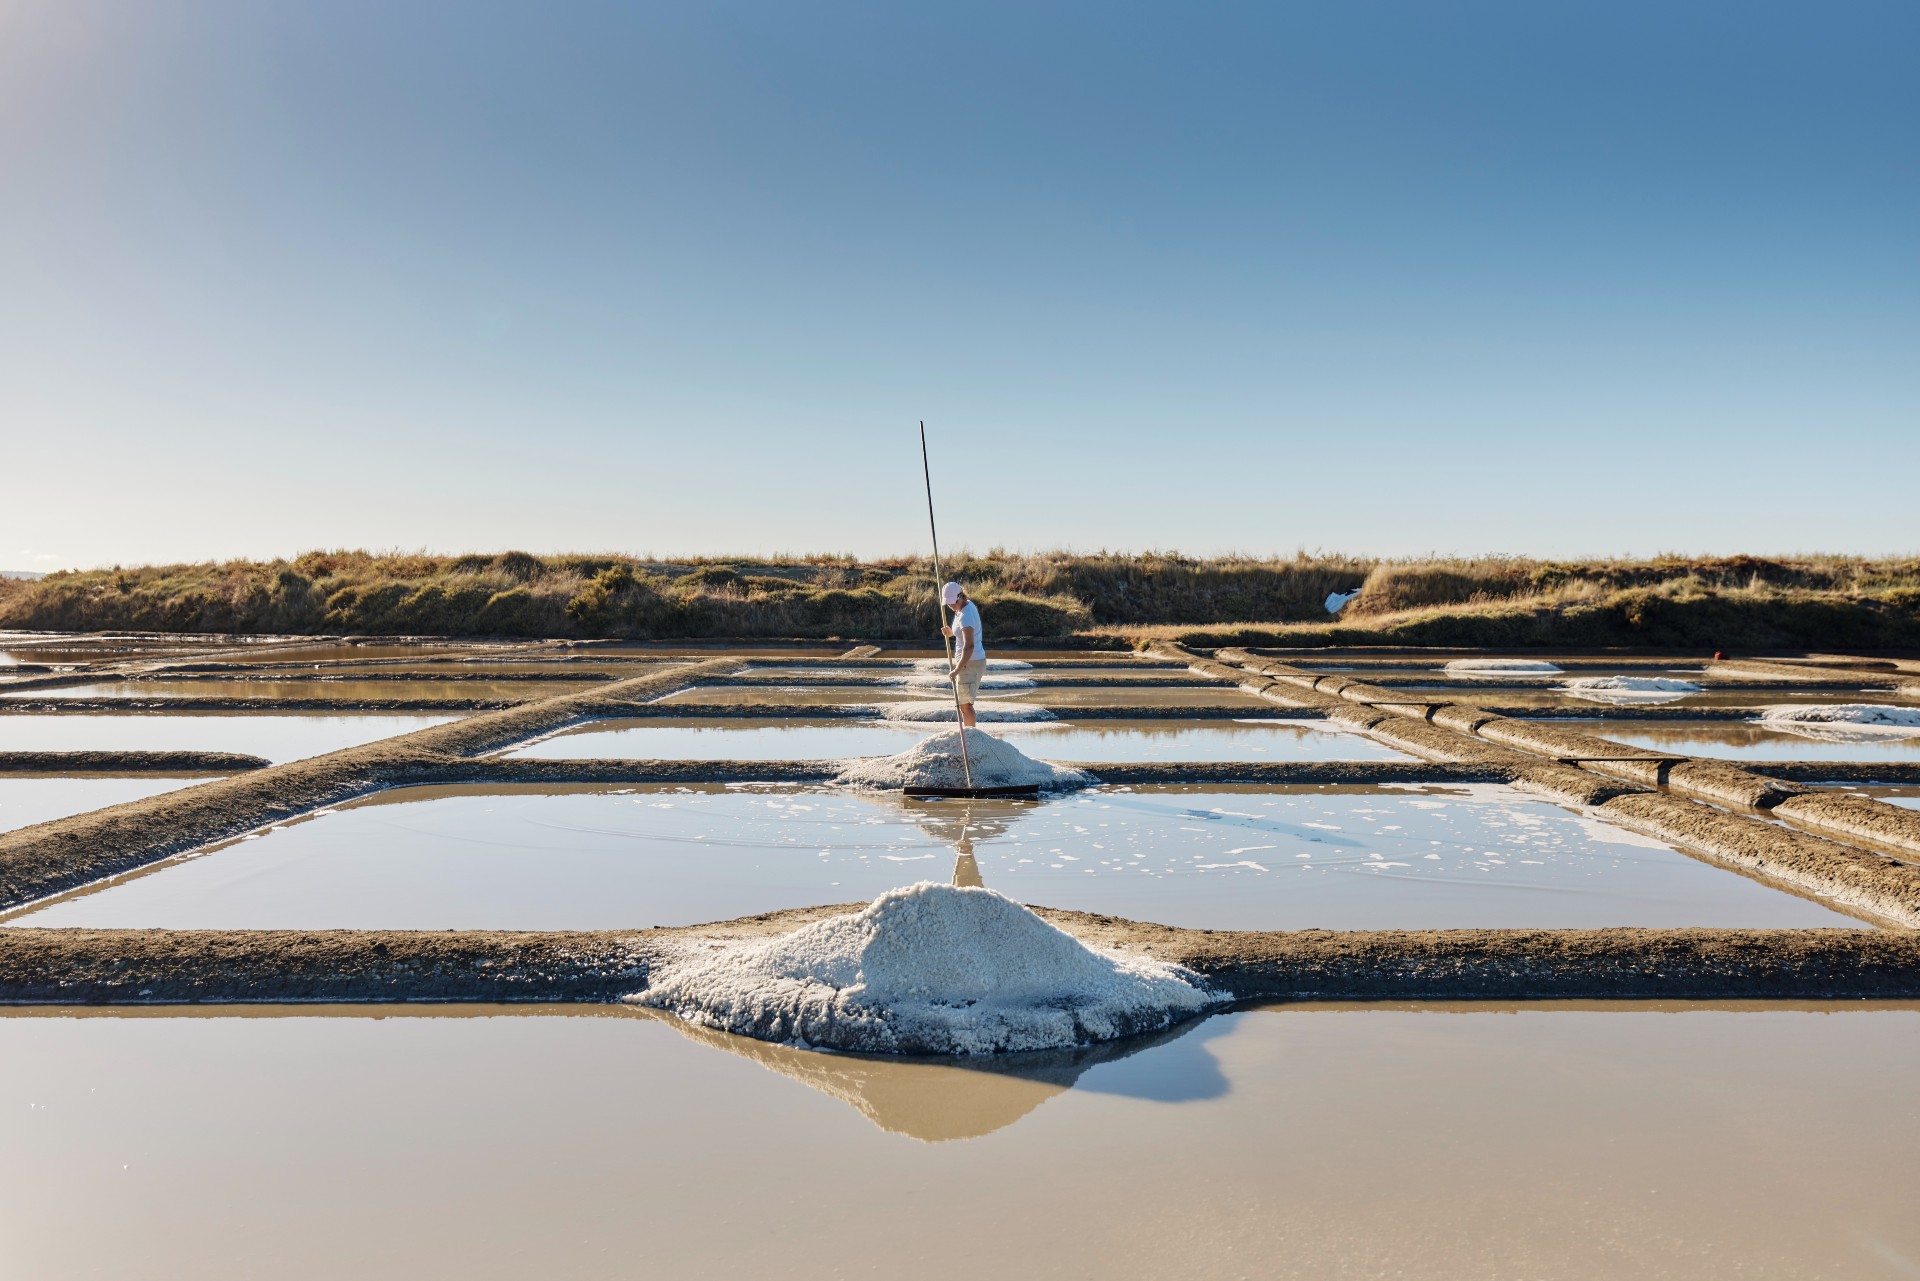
[951,601,985,663]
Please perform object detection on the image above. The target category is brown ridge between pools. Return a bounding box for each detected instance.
[0,750,270,775]
[0,915,1916,1005]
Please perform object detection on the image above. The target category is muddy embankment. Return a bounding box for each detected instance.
[2,912,1917,1004]
[0,751,269,775]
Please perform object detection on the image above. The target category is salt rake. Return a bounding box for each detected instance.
[909,421,1040,800]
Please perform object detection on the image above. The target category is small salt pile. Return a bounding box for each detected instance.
[836,728,1086,790]
[878,701,1057,723]
[1443,659,1564,677]
[1562,676,1700,706]
[1757,704,1920,742]
[633,882,1221,1055]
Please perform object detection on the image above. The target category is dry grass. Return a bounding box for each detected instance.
[2,551,1915,646]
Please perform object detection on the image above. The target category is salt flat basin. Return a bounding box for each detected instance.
[656,684,925,706]
[0,713,457,763]
[3,679,604,702]
[1810,786,1920,810]
[1002,686,1272,708]
[0,1003,1914,1281]
[0,777,218,835]
[736,665,1199,681]
[1413,687,1914,711]
[4,783,1859,932]
[506,717,1407,763]
[1591,720,1920,763]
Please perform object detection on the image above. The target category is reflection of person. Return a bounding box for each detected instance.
[952,849,984,888]
[940,581,985,728]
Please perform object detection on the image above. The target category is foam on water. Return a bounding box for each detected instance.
[632,881,1222,1054]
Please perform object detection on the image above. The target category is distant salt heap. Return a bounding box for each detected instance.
[878,701,1057,723]
[836,727,1086,790]
[1563,675,1701,706]
[633,882,1221,1055]
[1757,704,1920,742]
[1443,659,1564,677]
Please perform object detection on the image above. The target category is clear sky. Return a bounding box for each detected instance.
[3,1,1914,571]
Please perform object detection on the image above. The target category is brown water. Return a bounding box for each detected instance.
[506,716,1409,762]
[0,1002,1913,1279]
[6,783,1858,931]
[0,713,458,762]
[5,679,603,702]
[0,776,219,834]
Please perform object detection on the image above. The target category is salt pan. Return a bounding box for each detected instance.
[633,882,1221,1055]
[911,658,1034,673]
[877,701,1057,723]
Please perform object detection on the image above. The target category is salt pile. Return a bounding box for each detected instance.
[1443,659,1564,677]
[836,727,1087,790]
[633,882,1221,1055]
[1757,704,1920,742]
[878,701,1057,723]
[1562,676,1700,706]
[911,658,1033,672]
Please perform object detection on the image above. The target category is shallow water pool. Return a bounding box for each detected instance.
[5,783,1858,931]
[0,777,219,834]
[0,713,458,763]
[0,1002,1912,1280]
[506,717,1406,762]
[4,679,602,702]
[1591,720,1920,763]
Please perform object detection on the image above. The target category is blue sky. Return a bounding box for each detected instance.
[3,1,1914,569]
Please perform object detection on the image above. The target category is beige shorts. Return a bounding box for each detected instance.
[952,657,988,704]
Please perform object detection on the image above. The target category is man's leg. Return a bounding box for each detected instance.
[959,698,977,728]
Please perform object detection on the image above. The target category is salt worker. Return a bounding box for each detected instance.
[941,580,986,728]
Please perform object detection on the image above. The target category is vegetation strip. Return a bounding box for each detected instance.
[0,917,1913,1005]
[0,659,744,911]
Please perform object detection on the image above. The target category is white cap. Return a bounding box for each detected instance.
[941,581,964,606]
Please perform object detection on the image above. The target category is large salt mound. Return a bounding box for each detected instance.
[1563,675,1701,706]
[1757,704,1920,742]
[912,658,1033,673]
[835,728,1087,790]
[1443,659,1564,677]
[878,701,1058,723]
[633,882,1221,1055]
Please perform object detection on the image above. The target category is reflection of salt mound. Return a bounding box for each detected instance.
[634,882,1220,1055]
[1757,704,1920,742]
[878,701,1057,723]
[1444,659,1564,677]
[1563,676,1701,706]
[836,728,1087,790]
[911,658,1033,672]
[632,1003,1203,1142]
